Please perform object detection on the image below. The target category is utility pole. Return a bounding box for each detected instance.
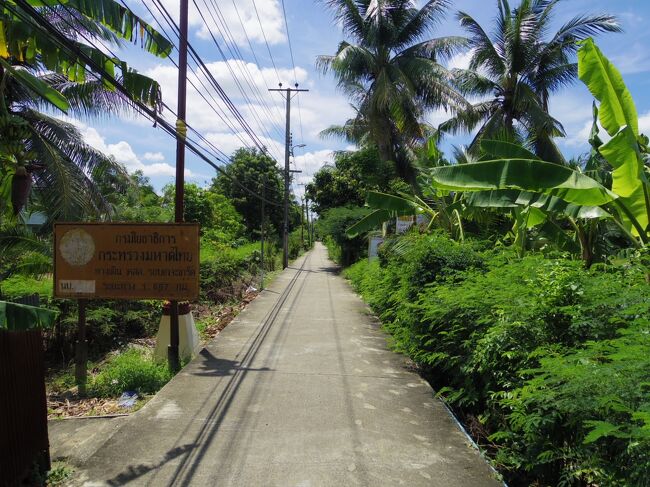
[305,195,311,247]
[269,83,308,268]
[260,175,266,291]
[169,0,189,372]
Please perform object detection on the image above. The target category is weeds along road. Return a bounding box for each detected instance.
[72,243,500,486]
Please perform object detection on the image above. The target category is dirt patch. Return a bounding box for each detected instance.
[48,394,126,419]
[194,289,259,342]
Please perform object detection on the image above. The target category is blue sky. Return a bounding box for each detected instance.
[76,0,650,197]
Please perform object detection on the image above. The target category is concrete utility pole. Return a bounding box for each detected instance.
[305,195,311,247]
[169,0,189,372]
[260,174,266,290]
[269,84,308,268]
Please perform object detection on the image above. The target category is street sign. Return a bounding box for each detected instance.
[54,223,200,300]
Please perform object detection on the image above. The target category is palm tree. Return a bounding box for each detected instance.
[317,0,468,186]
[0,0,171,221]
[441,0,620,163]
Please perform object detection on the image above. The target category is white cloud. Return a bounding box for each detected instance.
[447,49,473,71]
[639,111,650,135]
[145,60,353,158]
[70,120,199,179]
[154,0,286,47]
[143,152,165,161]
[203,131,284,160]
[290,149,337,199]
[611,43,650,75]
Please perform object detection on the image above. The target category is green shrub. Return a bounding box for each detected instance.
[0,274,52,299]
[494,319,650,486]
[90,348,172,397]
[344,232,650,486]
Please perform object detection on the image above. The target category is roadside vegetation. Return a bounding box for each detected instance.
[0,0,309,418]
[1,0,649,485]
[312,1,650,486]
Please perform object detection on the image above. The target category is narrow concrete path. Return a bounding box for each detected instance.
[73,244,500,486]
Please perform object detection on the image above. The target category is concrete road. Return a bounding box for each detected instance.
[73,243,501,486]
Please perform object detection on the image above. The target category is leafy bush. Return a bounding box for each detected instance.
[345,232,650,486]
[0,274,52,299]
[90,348,173,397]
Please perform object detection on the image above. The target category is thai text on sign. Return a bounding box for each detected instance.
[54,223,200,300]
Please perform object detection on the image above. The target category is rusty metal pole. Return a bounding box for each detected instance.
[169,0,189,372]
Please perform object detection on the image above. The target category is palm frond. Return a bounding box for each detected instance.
[394,0,451,48]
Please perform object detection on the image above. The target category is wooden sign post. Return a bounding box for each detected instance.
[54,223,200,391]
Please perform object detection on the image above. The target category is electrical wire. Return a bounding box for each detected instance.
[140,0,259,152]
[279,0,305,147]
[191,0,283,146]
[251,0,282,85]
[200,0,285,139]
[147,0,271,154]
[229,0,286,130]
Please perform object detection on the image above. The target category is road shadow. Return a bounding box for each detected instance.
[288,265,340,275]
[191,349,272,377]
[105,444,196,486]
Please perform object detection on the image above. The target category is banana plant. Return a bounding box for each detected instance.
[346,191,434,238]
[428,39,649,252]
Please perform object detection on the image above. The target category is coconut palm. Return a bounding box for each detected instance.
[0,0,171,221]
[317,0,468,186]
[441,0,620,163]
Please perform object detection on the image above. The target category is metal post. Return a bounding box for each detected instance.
[169,0,189,373]
[75,299,87,396]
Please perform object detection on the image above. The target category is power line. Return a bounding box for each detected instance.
[148,0,271,154]
[141,0,258,152]
[191,0,284,146]
[201,0,285,139]
[251,0,281,85]
[279,0,306,149]
[52,0,256,156]
[8,0,284,206]
[229,0,286,131]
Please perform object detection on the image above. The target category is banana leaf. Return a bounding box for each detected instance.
[0,301,57,331]
[579,38,638,137]
[0,58,69,112]
[346,191,429,238]
[465,190,611,219]
[346,209,391,238]
[599,127,649,235]
[366,191,425,213]
[479,140,540,161]
[429,158,618,207]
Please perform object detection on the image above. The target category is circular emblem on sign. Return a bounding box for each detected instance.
[60,229,95,266]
